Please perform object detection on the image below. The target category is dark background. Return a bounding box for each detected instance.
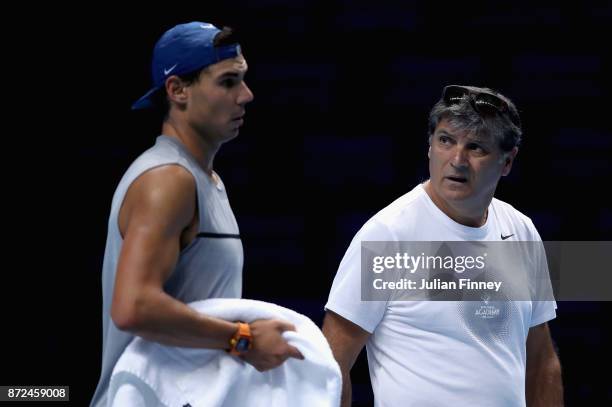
[3,1,611,405]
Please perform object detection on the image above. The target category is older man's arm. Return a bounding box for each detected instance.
[525,322,563,406]
[323,311,371,407]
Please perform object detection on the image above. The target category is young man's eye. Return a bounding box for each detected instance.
[220,78,237,88]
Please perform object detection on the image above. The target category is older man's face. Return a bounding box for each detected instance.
[427,118,517,212]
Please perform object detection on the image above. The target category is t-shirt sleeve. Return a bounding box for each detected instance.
[528,221,557,327]
[324,219,392,333]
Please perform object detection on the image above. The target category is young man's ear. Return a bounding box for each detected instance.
[501,147,519,176]
[165,76,189,106]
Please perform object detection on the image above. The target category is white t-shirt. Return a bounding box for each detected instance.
[325,183,556,407]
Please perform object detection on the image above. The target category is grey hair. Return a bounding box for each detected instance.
[427,86,523,152]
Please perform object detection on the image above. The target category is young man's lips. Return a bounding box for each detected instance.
[232,117,244,127]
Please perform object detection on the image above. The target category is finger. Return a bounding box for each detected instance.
[276,320,297,332]
[286,345,304,360]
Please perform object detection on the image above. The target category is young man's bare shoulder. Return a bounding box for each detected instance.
[121,164,197,232]
[130,164,195,200]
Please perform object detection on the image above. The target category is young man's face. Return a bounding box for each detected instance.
[427,117,517,211]
[185,54,253,142]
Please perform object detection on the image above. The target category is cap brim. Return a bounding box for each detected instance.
[131,86,161,110]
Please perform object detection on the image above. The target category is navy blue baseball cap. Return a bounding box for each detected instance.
[132,21,241,110]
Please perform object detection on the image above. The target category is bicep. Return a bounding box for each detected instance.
[526,322,556,365]
[112,166,196,313]
[115,215,182,293]
[323,310,371,371]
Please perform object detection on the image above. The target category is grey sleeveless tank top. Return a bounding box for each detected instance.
[91,135,243,407]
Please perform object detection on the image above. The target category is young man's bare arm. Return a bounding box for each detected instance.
[323,310,371,407]
[111,165,302,371]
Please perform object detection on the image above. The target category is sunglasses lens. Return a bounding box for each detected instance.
[443,86,469,105]
[475,94,521,127]
[476,93,506,112]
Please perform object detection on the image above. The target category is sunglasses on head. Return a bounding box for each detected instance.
[442,85,521,128]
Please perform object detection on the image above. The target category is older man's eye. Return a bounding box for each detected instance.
[468,143,486,154]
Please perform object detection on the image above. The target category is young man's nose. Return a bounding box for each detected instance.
[237,82,254,105]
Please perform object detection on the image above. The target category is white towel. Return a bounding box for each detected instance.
[108,299,342,407]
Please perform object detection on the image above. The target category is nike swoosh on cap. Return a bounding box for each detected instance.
[164,63,178,75]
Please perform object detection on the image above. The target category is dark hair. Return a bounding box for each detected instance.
[151,26,238,120]
[212,26,239,47]
[427,86,522,152]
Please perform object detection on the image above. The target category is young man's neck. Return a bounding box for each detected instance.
[423,181,490,228]
[161,120,219,175]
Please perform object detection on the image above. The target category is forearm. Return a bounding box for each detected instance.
[526,354,563,407]
[115,288,236,349]
[340,371,352,407]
